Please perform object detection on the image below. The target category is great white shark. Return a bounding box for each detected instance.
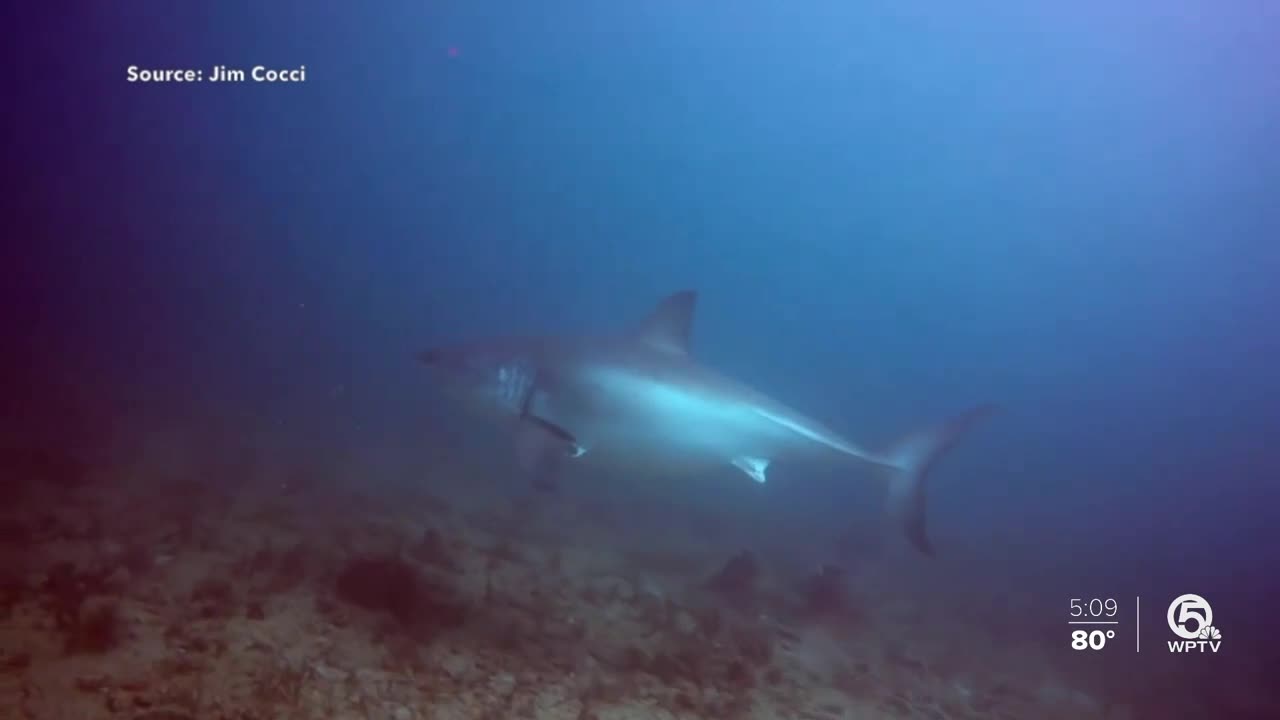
[419,291,995,555]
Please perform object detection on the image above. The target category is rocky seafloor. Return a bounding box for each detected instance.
[0,441,1266,720]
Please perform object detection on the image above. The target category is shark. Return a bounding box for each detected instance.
[419,291,995,555]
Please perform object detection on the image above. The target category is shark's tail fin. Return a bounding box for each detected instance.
[882,404,997,556]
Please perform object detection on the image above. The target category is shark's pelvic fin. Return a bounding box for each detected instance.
[882,404,998,556]
[732,456,771,483]
[637,290,697,354]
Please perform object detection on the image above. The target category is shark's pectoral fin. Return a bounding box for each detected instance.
[521,416,572,446]
[514,417,586,492]
[732,456,771,484]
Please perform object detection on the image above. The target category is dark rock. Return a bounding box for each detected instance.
[619,646,649,673]
[410,528,460,572]
[725,660,754,689]
[190,577,236,619]
[65,598,123,654]
[334,554,466,629]
[731,625,772,667]
[646,653,683,684]
[43,562,122,655]
[75,675,109,693]
[706,548,752,594]
[2,651,31,670]
[104,689,128,712]
[264,543,310,594]
[694,606,723,639]
[43,562,103,630]
[803,564,852,617]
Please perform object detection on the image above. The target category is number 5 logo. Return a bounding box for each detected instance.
[1167,594,1213,640]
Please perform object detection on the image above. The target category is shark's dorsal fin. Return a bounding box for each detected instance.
[637,290,697,354]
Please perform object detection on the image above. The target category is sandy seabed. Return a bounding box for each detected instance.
[0,439,1257,720]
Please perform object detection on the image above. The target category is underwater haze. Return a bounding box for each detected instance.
[6,2,1279,719]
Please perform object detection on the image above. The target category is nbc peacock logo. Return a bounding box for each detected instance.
[1166,594,1222,653]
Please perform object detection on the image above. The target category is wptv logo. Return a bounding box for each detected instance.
[1166,593,1222,653]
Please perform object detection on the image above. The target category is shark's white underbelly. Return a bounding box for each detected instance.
[543,366,794,472]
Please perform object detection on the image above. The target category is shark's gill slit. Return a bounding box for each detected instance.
[495,360,535,414]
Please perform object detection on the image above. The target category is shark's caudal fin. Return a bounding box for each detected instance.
[882,404,997,556]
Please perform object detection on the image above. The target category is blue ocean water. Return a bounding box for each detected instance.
[6,2,1278,718]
